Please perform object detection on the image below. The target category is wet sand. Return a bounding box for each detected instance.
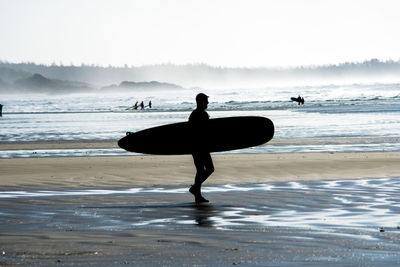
[1,142,400,265]
[2,179,400,266]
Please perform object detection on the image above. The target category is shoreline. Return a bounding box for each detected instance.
[1,136,399,150]
[2,141,400,265]
[1,152,399,190]
[0,140,119,150]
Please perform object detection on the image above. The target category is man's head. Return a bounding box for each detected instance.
[196,93,209,110]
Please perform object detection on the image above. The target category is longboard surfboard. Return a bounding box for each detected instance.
[118,116,274,155]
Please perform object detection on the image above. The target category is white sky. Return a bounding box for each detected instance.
[0,0,399,67]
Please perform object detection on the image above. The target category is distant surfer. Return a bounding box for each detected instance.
[140,101,144,110]
[148,101,152,109]
[291,96,305,105]
[297,95,305,105]
[188,93,214,203]
[0,104,2,117]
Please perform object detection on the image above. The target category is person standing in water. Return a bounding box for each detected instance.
[188,93,214,203]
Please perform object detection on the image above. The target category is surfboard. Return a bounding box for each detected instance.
[118,116,274,155]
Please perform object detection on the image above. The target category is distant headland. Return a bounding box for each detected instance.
[1,59,400,94]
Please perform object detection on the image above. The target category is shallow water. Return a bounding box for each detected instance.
[1,109,399,157]
[1,83,400,157]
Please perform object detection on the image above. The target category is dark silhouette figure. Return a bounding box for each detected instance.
[0,104,2,117]
[148,101,152,109]
[297,95,305,105]
[189,93,214,203]
[140,101,144,110]
[133,101,138,110]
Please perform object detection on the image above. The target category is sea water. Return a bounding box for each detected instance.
[0,83,399,157]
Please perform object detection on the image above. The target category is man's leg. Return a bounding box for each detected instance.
[191,153,205,197]
[190,153,214,202]
[200,153,214,184]
[192,153,214,186]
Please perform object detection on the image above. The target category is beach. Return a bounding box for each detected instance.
[1,141,400,266]
[1,143,400,190]
[1,83,400,265]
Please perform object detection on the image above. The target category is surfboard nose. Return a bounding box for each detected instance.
[117,136,128,150]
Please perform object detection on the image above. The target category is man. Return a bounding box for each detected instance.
[188,93,214,203]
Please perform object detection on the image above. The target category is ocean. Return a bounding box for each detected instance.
[1,82,399,157]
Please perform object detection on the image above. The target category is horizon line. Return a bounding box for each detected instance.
[1,57,400,70]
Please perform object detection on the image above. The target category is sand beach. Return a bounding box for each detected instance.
[2,1,400,265]
[1,145,400,190]
[1,141,400,266]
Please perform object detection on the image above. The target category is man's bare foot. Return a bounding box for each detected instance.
[189,185,200,197]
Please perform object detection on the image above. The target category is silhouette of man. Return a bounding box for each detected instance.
[189,93,214,203]
[297,95,305,105]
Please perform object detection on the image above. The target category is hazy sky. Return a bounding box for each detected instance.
[1,0,399,67]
